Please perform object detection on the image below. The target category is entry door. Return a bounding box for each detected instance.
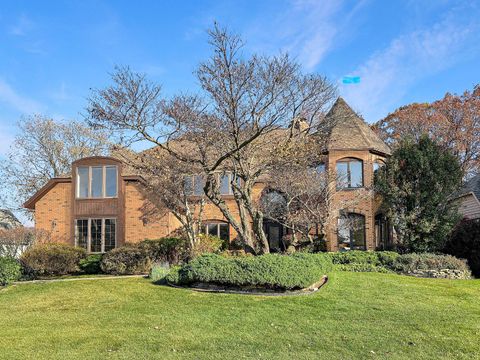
[265,222,284,252]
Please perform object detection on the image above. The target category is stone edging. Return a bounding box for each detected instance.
[166,275,328,296]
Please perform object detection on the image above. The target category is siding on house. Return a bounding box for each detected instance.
[457,193,480,220]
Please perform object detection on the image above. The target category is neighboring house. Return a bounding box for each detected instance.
[24,98,392,253]
[453,174,480,220]
[0,209,22,230]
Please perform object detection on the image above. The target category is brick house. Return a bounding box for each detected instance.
[24,98,392,252]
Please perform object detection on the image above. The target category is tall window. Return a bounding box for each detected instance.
[76,165,118,198]
[203,222,229,242]
[336,158,363,189]
[75,218,116,253]
[184,172,239,196]
[337,213,366,250]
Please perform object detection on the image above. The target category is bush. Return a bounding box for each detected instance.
[0,256,21,285]
[335,263,392,274]
[100,246,151,275]
[444,219,480,277]
[330,250,399,267]
[79,254,103,274]
[138,238,188,265]
[166,253,332,290]
[150,263,170,283]
[20,243,86,277]
[393,253,470,275]
[191,234,225,258]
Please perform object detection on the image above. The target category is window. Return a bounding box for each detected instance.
[76,165,117,198]
[75,218,116,253]
[315,163,326,173]
[203,222,230,242]
[337,213,366,250]
[184,175,205,196]
[373,160,385,182]
[219,172,240,195]
[184,172,239,196]
[336,158,363,189]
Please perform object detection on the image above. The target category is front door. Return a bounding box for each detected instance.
[263,220,284,252]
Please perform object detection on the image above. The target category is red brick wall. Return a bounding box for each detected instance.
[35,182,72,244]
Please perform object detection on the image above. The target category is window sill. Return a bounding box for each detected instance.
[76,197,119,200]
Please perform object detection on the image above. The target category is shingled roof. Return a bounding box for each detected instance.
[325,97,391,155]
[455,173,480,200]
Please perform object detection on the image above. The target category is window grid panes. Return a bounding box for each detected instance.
[76,165,117,198]
[104,219,116,251]
[90,219,102,252]
[75,219,88,250]
[75,218,116,253]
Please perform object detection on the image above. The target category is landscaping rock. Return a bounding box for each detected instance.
[406,269,471,280]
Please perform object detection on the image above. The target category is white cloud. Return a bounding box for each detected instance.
[341,5,480,122]
[0,78,44,114]
[246,0,367,70]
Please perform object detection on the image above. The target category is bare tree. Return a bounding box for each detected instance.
[0,115,109,217]
[113,147,206,250]
[87,24,336,253]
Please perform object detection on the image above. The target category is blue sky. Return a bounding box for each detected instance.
[1,0,480,159]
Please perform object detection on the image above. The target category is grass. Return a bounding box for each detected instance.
[0,272,479,360]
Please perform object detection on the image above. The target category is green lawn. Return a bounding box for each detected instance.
[1,272,479,360]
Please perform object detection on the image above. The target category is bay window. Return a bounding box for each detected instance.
[75,218,116,253]
[336,158,363,189]
[76,165,118,198]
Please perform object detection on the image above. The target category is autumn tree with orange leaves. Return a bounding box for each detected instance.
[372,85,480,178]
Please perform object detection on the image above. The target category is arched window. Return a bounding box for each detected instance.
[336,158,363,189]
[337,213,366,250]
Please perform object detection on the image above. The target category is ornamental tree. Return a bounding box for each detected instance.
[375,135,463,252]
[372,85,480,178]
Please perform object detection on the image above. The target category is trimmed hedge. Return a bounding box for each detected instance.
[79,254,103,274]
[100,246,151,275]
[166,253,332,290]
[0,256,21,286]
[330,251,399,267]
[20,244,86,277]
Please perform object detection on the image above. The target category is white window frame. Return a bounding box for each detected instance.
[76,165,118,199]
[74,218,117,253]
